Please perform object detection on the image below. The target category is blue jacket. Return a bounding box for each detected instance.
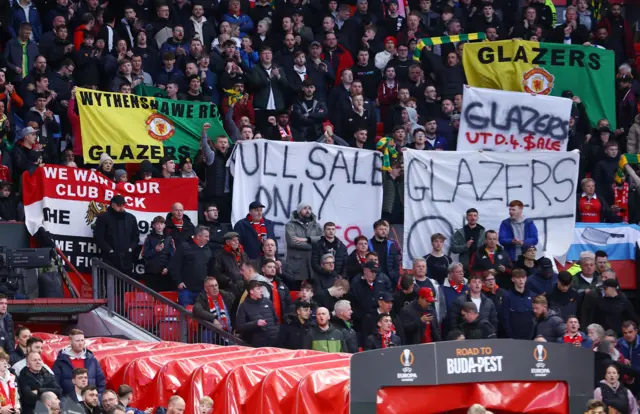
[221,13,254,37]
[155,66,184,87]
[240,49,259,69]
[10,2,42,43]
[424,135,448,151]
[498,217,539,261]
[617,336,640,370]
[526,272,558,296]
[159,38,190,58]
[441,278,470,312]
[557,331,593,349]
[233,216,277,259]
[52,347,106,396]
[368,238,401,284]
[502,288,534,339]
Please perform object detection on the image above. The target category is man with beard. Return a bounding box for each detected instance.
[94,195,140,275]
[200,122,232,223]
[365,313,402,349]
[101,390,118,413]
[117,5,139,49]
[234,202,277,259]
[291,78,329,141]
[277,300,312,349]
[261,259,293,324]
[531,295,566,342]
[188,2,216,49]
[284,203,323,284]
[450,208,486,273]
[368,219,401,284]
[200,204,231,254]
[81,386,101,414]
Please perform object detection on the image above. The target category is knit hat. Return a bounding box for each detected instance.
[297,202,311,214]
[99,153,113,168]
[114,169,127,181]
[384,36,397,47]
[140,160,154,174]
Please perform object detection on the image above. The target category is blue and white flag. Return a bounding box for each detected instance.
[567,223,640,261]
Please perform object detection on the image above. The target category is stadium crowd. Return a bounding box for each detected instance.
[0,0,638,412]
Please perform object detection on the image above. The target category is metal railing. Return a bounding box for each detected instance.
[91,260,246,346]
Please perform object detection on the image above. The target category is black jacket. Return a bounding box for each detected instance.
[531,309,566,342]
[168,238,215,292]
[213,248,248,296]
[247,63,290,111]
[164,213,196,245]
[364,331,402,350]
[192,289,235,327]
[547,285,581,322]
[330,316,359,353]
[448,292,498,333]
[348,275,393,330]
[290,97,329,141]
[235,296,280,347]
[462,317,497,340]
[311,237,348,277]
[589,295,640,336]
[142,232,175,275]
[362,311,406,344]
[201,220,232,254]
[399,300,441,345]
[18,368,62,414]
[345,250,367,281]
[93,207,140,272]
[276,314,311,350]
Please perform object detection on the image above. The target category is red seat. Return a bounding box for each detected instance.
[184,305,201,342]
[124,292,156,328]
[124,292,155,310]
[158,320,181,341]
[159,291,179,303]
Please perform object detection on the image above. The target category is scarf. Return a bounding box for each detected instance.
[357,252,367,264]
[563,332,583,346]
[421,317,433,343]
[376,137,399,171]
[224,243,245,264]
[613,182,629,222]
[448,278,465,294]
[413,33,486,61]
[278,124,293,141]
[248,214,267,242]
[207,293,230,332]
[0,372,16,408]
[172,217,184,232]
[482,284,499,294]
[224,88,243,106]
[379,329,392,348]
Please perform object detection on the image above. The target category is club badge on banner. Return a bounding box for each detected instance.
[22,166,198,273]
[458,86,573,152]
[402,150,579,268]
[228,141,384,251]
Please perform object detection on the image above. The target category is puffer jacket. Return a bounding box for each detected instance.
[276,314,311,350]
[303,324,347,353]
[235,296,280,347]
[448,292,498,333]
[142,232,176,274]
[163,213,196,245]
[531,309,566,342]
[291,98,329,141]
[52,347,106,396]
[330,316,358,353]
[284,211,323,281]
[627,114,640,154]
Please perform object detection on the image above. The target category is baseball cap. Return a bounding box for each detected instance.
[19,126,38,139]
[249,201,265,210]
[418,287,436,303]
[111,195,126,206]
[522,243,537,253]
[378,292,393,302]
[603,279,619,289]
[310,41,322,48]
[363,261,379,271]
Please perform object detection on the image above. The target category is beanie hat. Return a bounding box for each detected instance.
[114,169,127,181]
[297,202,311,214]
[99,153,113,168]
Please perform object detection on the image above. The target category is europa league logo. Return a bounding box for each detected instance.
[535,345,547,362]
[401,349,414,367]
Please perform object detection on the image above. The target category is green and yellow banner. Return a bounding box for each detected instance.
[463,40,615,127]
[76,87,227,164]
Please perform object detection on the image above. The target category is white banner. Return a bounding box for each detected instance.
[229,141,384,251]
[457,86,573,152]
[402,150,579,268]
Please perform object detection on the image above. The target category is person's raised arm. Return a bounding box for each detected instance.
[201,122,215,166]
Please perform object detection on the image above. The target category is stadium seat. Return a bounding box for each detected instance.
[184,305,201,342]
[159,291,179,303]
[156,304,181,341]
[125,292,156,327]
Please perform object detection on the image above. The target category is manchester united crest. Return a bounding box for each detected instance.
[146,113,175,141]
[522,68,555,95]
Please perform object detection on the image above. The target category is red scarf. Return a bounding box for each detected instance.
[172,217,184,232]
[278,124,293,141]
[563,333,583,346]
[448,278,465,294]
[379,330,392,348]
[357,252,367,264]
[421,319,433,344]
[613,183,629,222]
[207,294,229,331]
[0,373,17,407]
[482,284,499,294]
[247,214,267,243]
[224,243,245,264]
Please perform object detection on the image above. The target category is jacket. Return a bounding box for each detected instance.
[18,367,61,414]
[502,288,534,339]
[290,98,329,142]
[349,274,393,331]
[368,238,401,284]
[321,45,354,86]
[52,347,106,396]
[364,331,402,350]
[93,207,140,272]
[547,285,581,321]
[0,313,14,352]
[159,37,191,58]
[441,278,470,312]
[10,1,42,42]
[163,213,196,245]
[531,310,566,342]
[0,371,20,409]
[141,232,176,275]
[311,236,348,278]
[469,246,513,283]
[201,220,232,254]
[233,216,277,259]
[498,217,539,261]
[381,172,403,223]
[594,380,638,414]
[284,211,323,281]
[450,225,486,271]
[247,63,290,111]
[169,238,214,292]
[2,38,39,83]
[221,13,254,37]
[617,335,640,371]
[276,314,311,350]
[448,292,498,333]
[235,296,280,347]
[627,114,640,154]
[589,295,640,335]
[399,300,442,345]
[330,317,358,353]
[192,290,235,331]
[571,271,600,294]
[212,248,248,296]
[303,324,347,353]
[526,272,558,296]
[462,317,497,340]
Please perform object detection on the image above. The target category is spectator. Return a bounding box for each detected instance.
[450,208,485,272]
[101,390,118,413]
[192,277,235,335]
[276,299,312,350]
[233,201,277,260]
[502,268,534,339]
[393,275,417,316]
[460,302,497,340]
[52,329,106,396]
[345,235,370,280]
[364,313,402,349]
[411,258,446,323]
[368,219,401,284]
[12,337,49,376]
[169,226,215,306]
[441,262,469,311]
[311,222,347,281]
[200,204,232,254]
[93,195,139,275]
[236,279,280,347]
[547,271,581,322]
[39,391,60,414]
[310,253,342,292]
[531,295,566,342]
[0,350,18,411]
[571,251,600,294]
[593,364,639,413]
[141,216,176,293]
[400,287,442,344]
[18,352,62,414]
[360,291,405,341]
[200,123,232,223]
[424,233,452,285]
[213,232,248,296]
[260,259,294,323]
[117,384,153,414]
[164,202,196,245]
[448,273,497,333]
[165,396,186,414]
[4,23,39,85]
[199,396,214,414]
[248,46,290,133]
[304,306,347,352]
[0,294,14,353]
[349,261,392,338]
[65,368,88,403]
[576,177,614,223]
[498,200,539,262]
[80,385,100,414]
[290,78,329,141]
[481,269,505,314]
[315,278,350,313]
[561,315,593,348]
[330,299,358,353]
[284,202,323,284]
[586,279,639,335]
[526,257,557,296]
[10,326,31,366]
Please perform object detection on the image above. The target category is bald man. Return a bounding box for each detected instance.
[164,202,196,244]
[41,391,61,414]
[303,307,347,352]
[167,396,186,414]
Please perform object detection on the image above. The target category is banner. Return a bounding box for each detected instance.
[133,83,168,97]
[457,86,573,152]
[402,150,579,268]
[22,166,198,274]
[462,40,615,128]
[567,223,640,261]
[229,141,384,251]
[76,87,227,164]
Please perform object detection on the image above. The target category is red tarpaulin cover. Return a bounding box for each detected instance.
[248,359,351,414]
[140,348,285,409]
[41,338,136,366]
[179,350,316,413]
[376,382,569,414]
[213,353,349,414]
[294,367,350,414]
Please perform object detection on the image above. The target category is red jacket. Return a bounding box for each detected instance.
[73,24,90,51]
[220,95,256,126]
[322,45,354,86]
[68,97,82,156]
[377,81,399,123]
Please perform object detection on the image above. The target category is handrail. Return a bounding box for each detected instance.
[54,247,85,298]
[91,259,246,345]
